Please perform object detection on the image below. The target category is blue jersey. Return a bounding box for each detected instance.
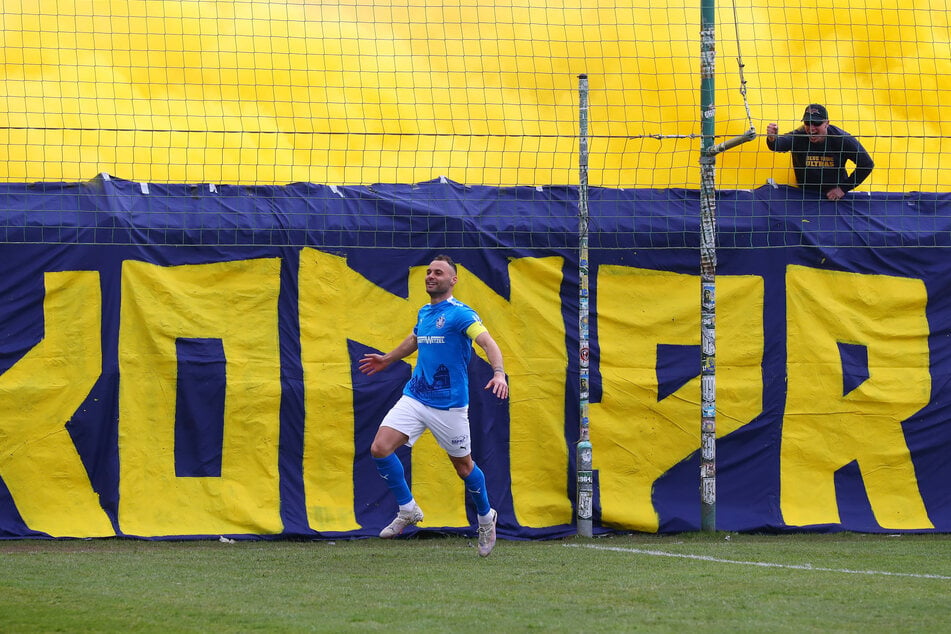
[404,297,485,409]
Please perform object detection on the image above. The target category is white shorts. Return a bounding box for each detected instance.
[380,395,471,458]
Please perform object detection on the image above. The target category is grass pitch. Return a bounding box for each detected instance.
[1,532,949,632]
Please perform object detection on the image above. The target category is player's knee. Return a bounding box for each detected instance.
[369,441,389,459]
[451,456,474,478]
[370,435,396,458]
[370,427,408,459]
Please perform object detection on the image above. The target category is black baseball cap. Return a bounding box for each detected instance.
[802,104,829,123]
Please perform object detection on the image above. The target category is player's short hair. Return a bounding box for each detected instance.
[432,254,457,274]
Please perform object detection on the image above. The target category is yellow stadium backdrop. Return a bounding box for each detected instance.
[1,0,949,191]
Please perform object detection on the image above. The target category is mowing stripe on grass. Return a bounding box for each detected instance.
[566,543,951,580]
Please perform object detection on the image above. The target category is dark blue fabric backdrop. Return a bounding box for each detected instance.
[1,175,949,538]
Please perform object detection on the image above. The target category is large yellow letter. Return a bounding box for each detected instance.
[299,249,419,531]
[590,267,764,532]
[0,271,113,537]
[300,252,568,531]
[454,257,570,527]
[782,265,932,529]
[118,258,283,536]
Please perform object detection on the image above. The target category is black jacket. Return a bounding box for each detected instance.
[766,124,874,193]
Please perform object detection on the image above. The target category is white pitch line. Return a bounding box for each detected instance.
[565,543,951,580]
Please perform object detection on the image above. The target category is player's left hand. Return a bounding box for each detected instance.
[485,374,509,400]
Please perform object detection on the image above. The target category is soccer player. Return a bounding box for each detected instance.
[766,104,875,201]
[358,255,509,557]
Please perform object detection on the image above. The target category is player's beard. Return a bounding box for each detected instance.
[426,279,453,300]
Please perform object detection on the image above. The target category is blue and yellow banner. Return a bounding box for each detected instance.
[1,177,950,539]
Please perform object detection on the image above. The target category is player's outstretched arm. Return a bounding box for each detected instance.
[475,331,508,400]
[358,334,417,376]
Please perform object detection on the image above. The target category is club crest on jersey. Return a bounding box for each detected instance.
[436,315,446,329]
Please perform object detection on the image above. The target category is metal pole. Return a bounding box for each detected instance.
[699,0,717,533]
[576,73,594,538]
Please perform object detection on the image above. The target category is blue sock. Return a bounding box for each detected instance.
[373,454,413,506]
[464,463,491,517]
